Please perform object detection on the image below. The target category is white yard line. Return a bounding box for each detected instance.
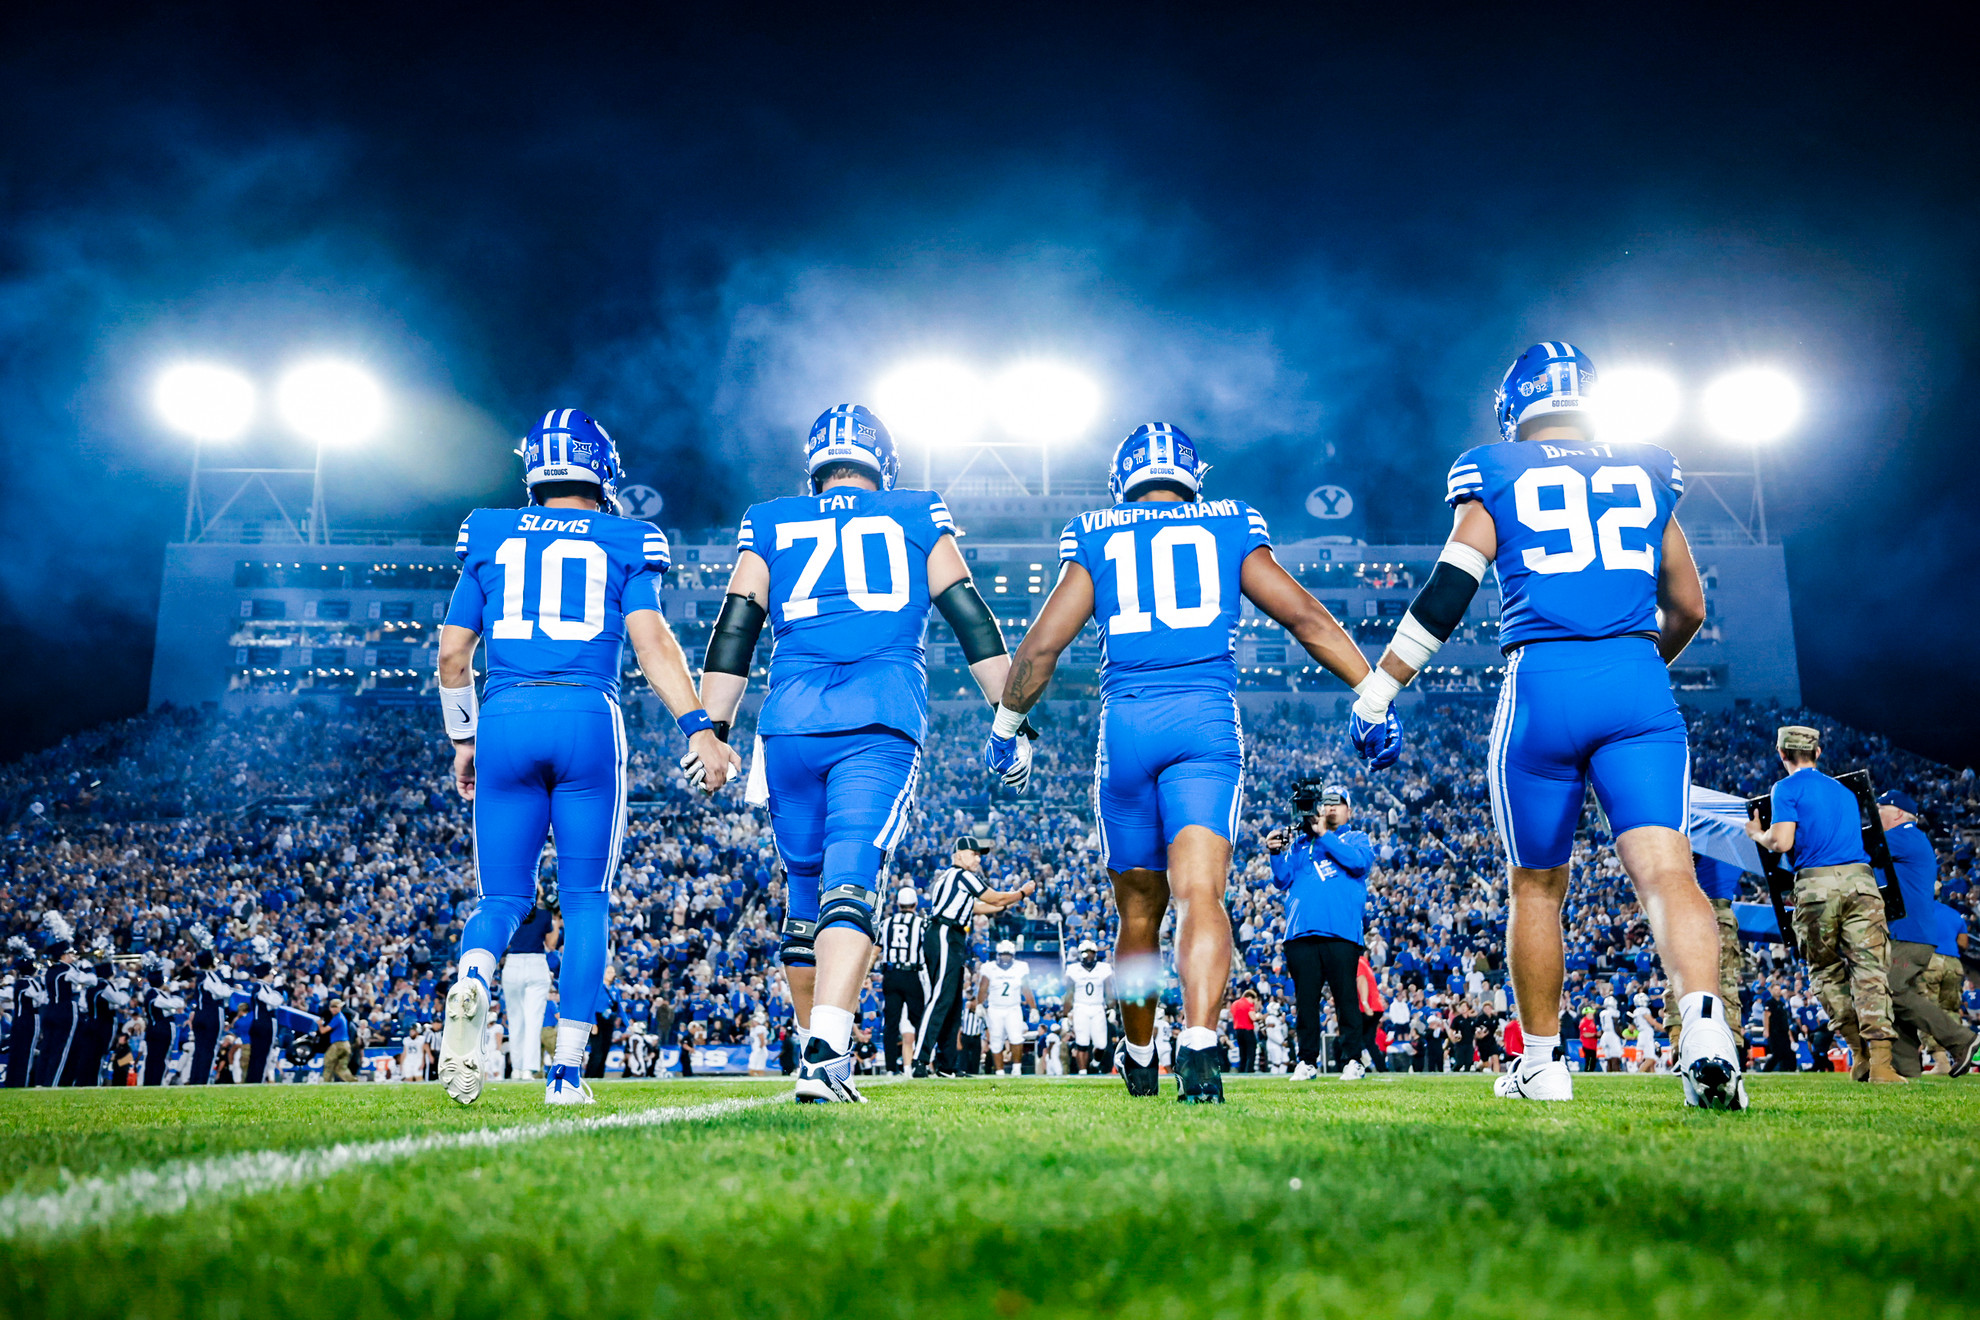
[0,1094,779,1241]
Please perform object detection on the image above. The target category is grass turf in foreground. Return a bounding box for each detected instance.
[1,1073,1975,1319]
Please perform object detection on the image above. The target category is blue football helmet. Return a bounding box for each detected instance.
[522,408,624,511]
[1108,422,1208,502]
[805,404,898,491]
[1494,342,1598,442]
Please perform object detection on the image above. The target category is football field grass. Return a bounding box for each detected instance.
[1,1072,1974,1319]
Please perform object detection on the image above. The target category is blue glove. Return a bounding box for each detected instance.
[983,731,1034,792]
[1348,705,1404,770]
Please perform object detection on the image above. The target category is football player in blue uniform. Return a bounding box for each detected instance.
[694,404,1020,1102]
[984,422,1398,1103]
[434,408,738,1107]
[1354,343,1746,1109]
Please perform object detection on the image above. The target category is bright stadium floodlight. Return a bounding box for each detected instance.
[155,363,256,441]
[874,360,987,446]
[1590,366,1681,444]
[1702,367,1801,444]
[989,361,1102,443]
[276,360,386,446]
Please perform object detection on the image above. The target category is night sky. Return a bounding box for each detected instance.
[2,7,1975,766]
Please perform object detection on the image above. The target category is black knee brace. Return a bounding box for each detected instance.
[817,884,877,941]
[779,916,818,967]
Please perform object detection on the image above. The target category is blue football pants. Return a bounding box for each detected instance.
[1094,688,1244,873]
[761,728,921,940]
[460,686,625,1022]
[1487,637,1690,870]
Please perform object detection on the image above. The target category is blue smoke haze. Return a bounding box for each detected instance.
[0,8,1975,764]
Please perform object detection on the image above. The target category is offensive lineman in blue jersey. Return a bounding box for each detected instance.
[693,405,1023,1102]
[985,423,1400,1102]
[433,408,738,1107]
[1356,343,1747,1110]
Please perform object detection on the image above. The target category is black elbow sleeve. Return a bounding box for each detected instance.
[703,594,766,677]
[933,580,1008,664]
[1407,562,1481,641]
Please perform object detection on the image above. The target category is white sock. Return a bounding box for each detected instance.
[1125,1039,1155,1066]
[1179,1026,1218,1052]
[812,1005,854,1054]
[796,1027,812,1055]
[1521,1034,1560,1065]
[1678,991,1721,1030]
[457,949,498,989]
[553,1019,591,1070]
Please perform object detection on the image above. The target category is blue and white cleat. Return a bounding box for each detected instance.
[545,1063,596,1106]
[1678,1007,1750,1111]
[1494,1048,1574,1101]
[794,1039,866,1104]
[438,971,490,1106]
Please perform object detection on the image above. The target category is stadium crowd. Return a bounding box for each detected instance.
[3,694,1976,1084]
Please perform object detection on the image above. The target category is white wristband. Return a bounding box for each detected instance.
[992,704,1027,739]
[1352,668,1401,722]
[440,681,479,742]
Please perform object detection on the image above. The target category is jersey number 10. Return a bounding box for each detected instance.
[491,537,608,641]
[1102,526,1221,634]
[1513,465,1658,576]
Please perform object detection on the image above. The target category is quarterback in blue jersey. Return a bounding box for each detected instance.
[1357,342,1747,1110]
[695,404,1024,1103]
[986,422,1395,1103]
[433,408,737,1107]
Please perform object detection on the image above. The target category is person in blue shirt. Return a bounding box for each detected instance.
[1747,725,1902,1083]
[985,422,1397,1104]
[434,408,736,1108]
[1876,790,1978,1077]
[321,997,356,1083]
[1358,342,1745,1111]
[695,405,1018,1104]
[1265,782,1375,1081]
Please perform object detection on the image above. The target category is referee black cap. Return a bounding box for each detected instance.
[953,835,994,854]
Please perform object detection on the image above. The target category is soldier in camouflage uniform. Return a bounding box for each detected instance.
[1745,726,1903,1083]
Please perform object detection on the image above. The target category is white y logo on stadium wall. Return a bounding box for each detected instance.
[619,485,664,521]
[1305,485,1354,519]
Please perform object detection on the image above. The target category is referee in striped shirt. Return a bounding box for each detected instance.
[875,888,928,1074]
[913,836,1034,1078]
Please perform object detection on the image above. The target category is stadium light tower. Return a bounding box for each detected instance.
[155,364,257,540]
[276,360,386,543]
[875,360,987,488]
[879,357,1101,494]
[1702,367,1801,543]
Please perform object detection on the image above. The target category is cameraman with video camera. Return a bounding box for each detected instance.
[1265,780,1375,1080]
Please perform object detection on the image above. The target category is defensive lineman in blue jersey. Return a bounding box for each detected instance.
[433,408,738,1107]
[987,422,1399,1102]
[1358,342,1747,1110]
[694,405,1022,1102]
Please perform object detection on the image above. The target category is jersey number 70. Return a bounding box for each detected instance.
[775,516,910,620]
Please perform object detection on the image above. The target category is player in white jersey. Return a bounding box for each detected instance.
[1597,996,1625,1072]
[978,942,1037,1075]
[1063,940,1113,1074]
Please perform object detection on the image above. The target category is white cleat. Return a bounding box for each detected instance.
[438,973,490,1106]
[1494,1050,1574,1101]
[545,1064,596,1106]
[1340,1060,1366,1081]
[1290,1061,1319,1081]
[1678,1003,1750,1111]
